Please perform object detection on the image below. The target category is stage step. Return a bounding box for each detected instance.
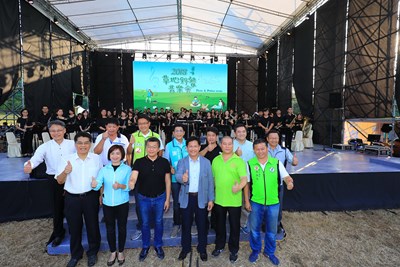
[369,157,400,169]
[47,203,250,255]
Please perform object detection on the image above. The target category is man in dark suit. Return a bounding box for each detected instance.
[175,136,215,262]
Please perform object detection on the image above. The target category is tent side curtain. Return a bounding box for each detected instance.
[0,0,20,106]
[265,43,277,109]
[313,0,347,145]
[278,34,294,111]
[293,14,314,117]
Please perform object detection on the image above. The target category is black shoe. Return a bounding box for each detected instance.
[154,246,165,260]
[87,255,97,267]
[178,250,189,261]
[66,258,80,267]
[107,252,117,266]
[139,248,150,262]
[51,236,63,247]
[200,252,208,261]
[117,252,125,266]
[212,249,223,257]
[229,252,238,263]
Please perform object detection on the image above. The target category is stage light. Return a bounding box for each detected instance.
[248,58,251,62]
[154,54,157,58]
[210,57,214,64]
[287,31,291,36]
[237,59,241,63]
[28,0,34,4]
[190,55,195,61]
[305,14,311,20]
[130,54,135,58]
[76,27,80,33]
[214,56,218,62]
[272,37,276,41]
[105,53,108,57]
[167,54,171,60]
[54,17,59,24]
[142,53,147,59]
[179,54,183,58]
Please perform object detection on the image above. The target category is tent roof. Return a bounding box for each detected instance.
[41,0,321,55]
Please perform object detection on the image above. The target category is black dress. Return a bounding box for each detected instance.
[17,117,34,155]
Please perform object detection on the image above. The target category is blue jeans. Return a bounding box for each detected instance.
[248,201,279,256]
[138,192,166,248]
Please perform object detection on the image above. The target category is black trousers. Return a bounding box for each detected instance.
[171,182,182,226]
[214,204,241,254]
[64,190,100,259]
[103,202,129,253]
[133,187,142,229]
[284,129,294,150]
[21,131,33,154]
[50,177,65,240]
[181,194,208,253]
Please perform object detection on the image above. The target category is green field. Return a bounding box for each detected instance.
[134,90,227,112]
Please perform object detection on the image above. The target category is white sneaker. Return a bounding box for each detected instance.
[170,225,180,238]
[191,225,197,235]
[131,230,142,241]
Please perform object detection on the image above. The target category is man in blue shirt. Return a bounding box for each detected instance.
[163,124,188,238]
[233,124,254,234]
[266,129,297,241]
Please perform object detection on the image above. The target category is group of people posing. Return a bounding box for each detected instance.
[23,109,298,267]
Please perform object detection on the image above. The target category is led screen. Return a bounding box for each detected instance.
[133,61,227,112]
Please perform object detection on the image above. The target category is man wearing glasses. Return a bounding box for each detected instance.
[94,118,130,166]
[23,120,75,249]
[56,132,103,267]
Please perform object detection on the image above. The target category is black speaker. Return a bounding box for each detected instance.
[329,93,341,108]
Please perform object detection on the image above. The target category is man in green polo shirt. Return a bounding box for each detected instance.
[211,136,248,263]
[244,139,293,265]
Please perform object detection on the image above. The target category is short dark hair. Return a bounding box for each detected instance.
[187,136,200,146]
[266,129,280,138]
[173,124,185,132]
[146,137,160,148]
[74,131,92,143]
[253,138,267,148]
[137,114,151,122]
[206,126,219,136]
[106,117,119,126]
[107,145,125,161]
[234,123,246,132]
[48,120,66,129]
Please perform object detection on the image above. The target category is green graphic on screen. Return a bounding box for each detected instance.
[133,61,228,112]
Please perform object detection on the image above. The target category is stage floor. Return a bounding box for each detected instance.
[287,145,400,174]
[1,145,399,182]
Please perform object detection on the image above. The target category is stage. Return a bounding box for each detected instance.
[0,147,399,254]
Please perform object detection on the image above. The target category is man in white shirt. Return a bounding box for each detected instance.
[56,132,103,267]
[23,120,75,248]
[94,118,130,166]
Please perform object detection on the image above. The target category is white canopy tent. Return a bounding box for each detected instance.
[30,0,324,56]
